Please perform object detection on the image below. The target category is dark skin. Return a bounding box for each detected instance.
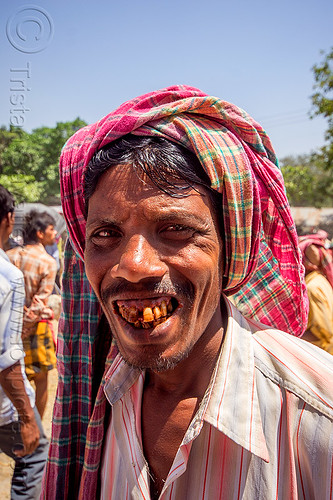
[84,165,225,497]
[0,363,40,456]
[142,390,199,498]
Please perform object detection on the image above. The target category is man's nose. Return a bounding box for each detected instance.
[110,235,167,283]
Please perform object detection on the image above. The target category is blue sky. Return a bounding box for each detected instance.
[1,0,332,159]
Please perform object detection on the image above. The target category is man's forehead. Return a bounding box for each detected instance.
[88,168,217,225]
[92,164,211,204]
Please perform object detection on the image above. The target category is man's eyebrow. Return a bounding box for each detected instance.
[153,210,210,225]
[86,217,120,228]
[86,210,211,227]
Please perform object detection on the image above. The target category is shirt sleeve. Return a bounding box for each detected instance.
[0,277,25,371]
[27,258,57,320]
[35,258,57,303]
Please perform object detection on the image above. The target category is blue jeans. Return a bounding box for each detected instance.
[0,406,49,499]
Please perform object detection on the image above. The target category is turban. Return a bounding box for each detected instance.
[44,86,308,498]
[61,84,307,333]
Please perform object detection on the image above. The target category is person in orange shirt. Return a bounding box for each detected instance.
[300,238,333,354]
[8,210,57,417]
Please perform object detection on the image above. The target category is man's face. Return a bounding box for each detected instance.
[85,165,223,371]
[39,225,57,246]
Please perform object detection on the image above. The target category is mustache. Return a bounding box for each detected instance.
[101,277,194,303]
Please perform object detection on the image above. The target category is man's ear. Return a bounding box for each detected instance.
[4,213,12,227]
[36,229,44,242]
[8,212,15,225]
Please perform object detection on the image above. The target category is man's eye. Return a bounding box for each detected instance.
[93,229,120,238]
[160,225,195,240]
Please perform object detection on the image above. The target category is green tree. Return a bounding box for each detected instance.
[0,118,87,204]
[282,47,333,208]
[280,154,333,208]
[0,126,24,172]
[311,47,333,170]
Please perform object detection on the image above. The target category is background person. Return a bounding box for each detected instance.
[7,210,57,418]
[0,185,48,499]
[299,233,333,353]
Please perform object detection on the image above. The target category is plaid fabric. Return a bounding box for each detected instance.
[23,320,57,379]
[42,85,308,499]
[7,244,57,335]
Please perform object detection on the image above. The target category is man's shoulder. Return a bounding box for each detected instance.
[37,245,57,270]
[0,250,24,287]
[0,269,11,299]
[6,245,21,259]
[10,244,56,270]
[306,270,333,297]
[247,316,333,419]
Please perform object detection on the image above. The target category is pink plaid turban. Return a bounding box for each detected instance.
[60,85,307,335]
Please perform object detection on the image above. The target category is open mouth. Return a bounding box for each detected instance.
[115,296,179,329]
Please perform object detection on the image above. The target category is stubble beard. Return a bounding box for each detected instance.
[113,336,194,372]
[109,310,198,372]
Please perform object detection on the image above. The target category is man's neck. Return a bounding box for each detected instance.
[141,300,227,497]
[0,227,8,250]
[25,240,41,245]
[147,327,224,398]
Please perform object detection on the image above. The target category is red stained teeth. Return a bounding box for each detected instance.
[143,307,154,322]
[117,298,175,328]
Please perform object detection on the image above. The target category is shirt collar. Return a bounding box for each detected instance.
[103,296,270,463]
[104,354,141,405]
[26,242,46,252]
[203,298,270,462]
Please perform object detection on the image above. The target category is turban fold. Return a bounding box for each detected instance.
[44,86,308,498]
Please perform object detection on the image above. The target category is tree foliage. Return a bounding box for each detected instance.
[311,46,333,170]
[280,154,333,207]
[280,47,333,208]
[0,118,87,204]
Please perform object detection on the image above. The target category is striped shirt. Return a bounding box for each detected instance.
[0,249,35,426]
[101,298,333,499]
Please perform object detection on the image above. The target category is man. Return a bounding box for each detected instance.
[0,185,49,499]
[299,233,333,354]
[8,210,57,418]
[43,86,333,499]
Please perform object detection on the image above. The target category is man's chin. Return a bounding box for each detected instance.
[119,346,191,373]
